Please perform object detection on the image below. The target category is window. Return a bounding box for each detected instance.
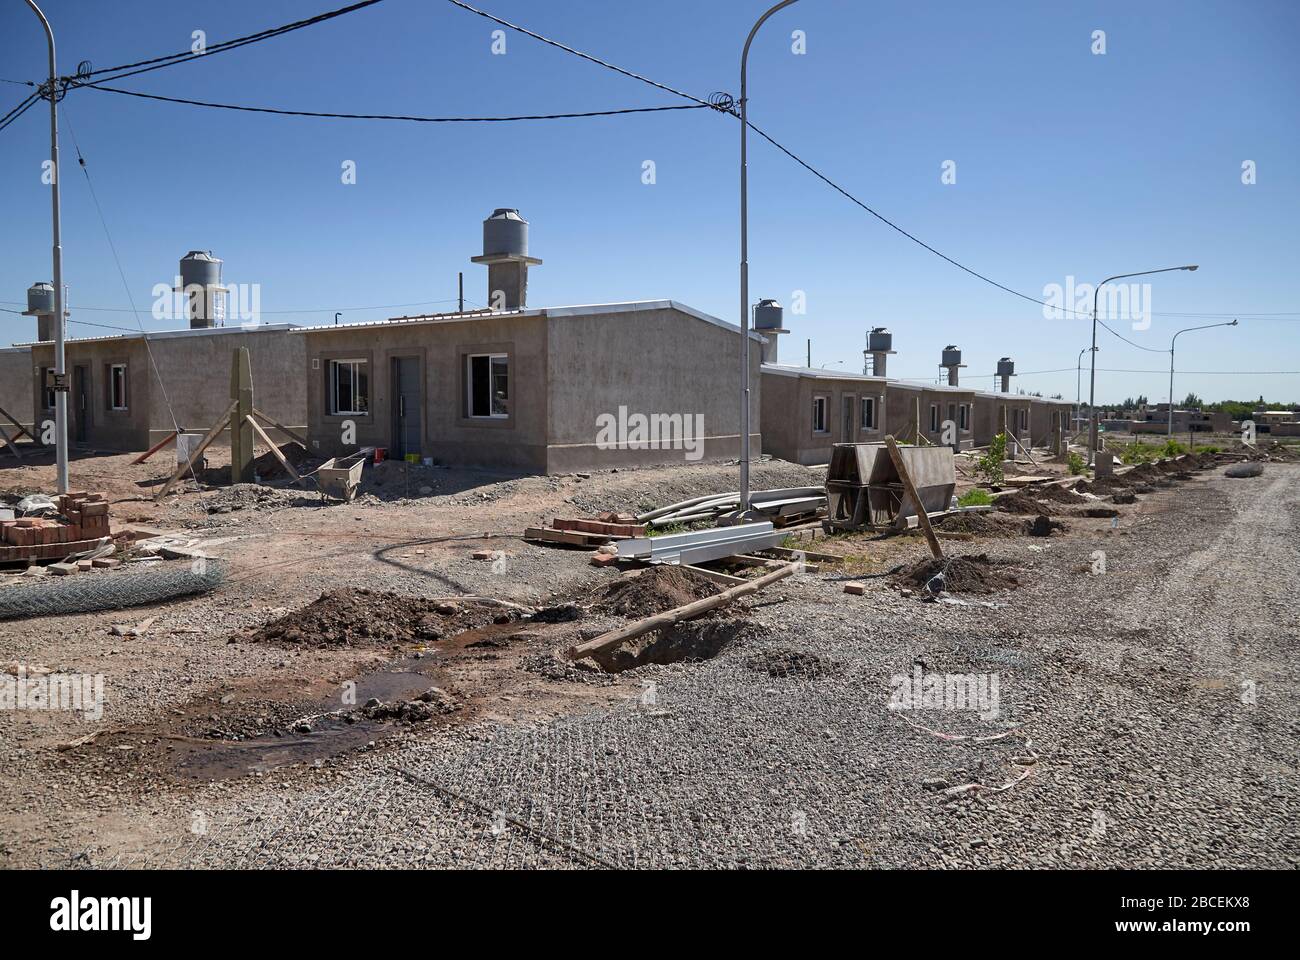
[467,353,509,418]
[947,403,957,428]
[108,363,128,410]
[41,368,55,410]
[812,396,827,433]
[959,403,969,430]
[861,396,876,430]
[1018,408,1028,431]
[328,359,369,415]
[929,403,939,432]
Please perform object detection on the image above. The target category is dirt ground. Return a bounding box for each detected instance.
[1,442,1296,869]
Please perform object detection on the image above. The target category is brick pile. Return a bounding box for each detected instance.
[0,491,114,563]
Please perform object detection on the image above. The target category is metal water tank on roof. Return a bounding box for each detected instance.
[868,327,893,352]
[942,345,962,367]
[26,282,55,315]
[180,250,223,291]
[482,208,529,257]
[754,298,784,330]
[996,357,1015,377]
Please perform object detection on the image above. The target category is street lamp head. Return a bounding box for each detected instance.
[1182,265,1199,272]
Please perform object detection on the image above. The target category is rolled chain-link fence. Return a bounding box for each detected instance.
[0,558,225,620]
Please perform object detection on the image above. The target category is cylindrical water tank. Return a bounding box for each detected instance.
[482,208,528,257]
[996,357,1015,377]
[754,298,784,330]
[27,282,55,315]
[868,327,893,352]
[942,345,962,367]
[179,250,223,291]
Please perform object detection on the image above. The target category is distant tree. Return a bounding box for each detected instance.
[1182,392,1202,408]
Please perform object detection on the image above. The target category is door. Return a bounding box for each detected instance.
[73,365,89,444]
[389,356,421,459]
[841,394,856,442]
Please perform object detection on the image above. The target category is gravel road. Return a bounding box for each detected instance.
[111,462,1297,869]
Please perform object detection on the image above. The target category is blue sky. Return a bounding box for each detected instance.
[2,0,1296,404]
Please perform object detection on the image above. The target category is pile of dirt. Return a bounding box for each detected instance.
[1075,475,1131,495]
[744,647,841,678]
[243,588,516,648]
[1026,515,1067,537]
[993,492,1054,515]
[203,483,298,514]
[895,554,1021,594]
[585,618,763,673]
[1032,484,1090,505]
[253,441,309,479]
[595,566,720,619]
[934,512,1021,538]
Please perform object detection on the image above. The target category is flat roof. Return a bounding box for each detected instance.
[18,322,301,348]
[760,364,886,382]
[293,299,767,343]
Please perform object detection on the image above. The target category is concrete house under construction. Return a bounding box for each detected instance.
[299,209,762,473]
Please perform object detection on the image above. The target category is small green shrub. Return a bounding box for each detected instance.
[1067,451,1086,475]
[975,433,1007,485]
[958,488,993,507]
[1161,439,1187,457]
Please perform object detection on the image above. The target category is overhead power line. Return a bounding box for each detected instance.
[449,2,1295,353]
[0,91,41,132]
[75,82,710,123]
[75,0,387,86]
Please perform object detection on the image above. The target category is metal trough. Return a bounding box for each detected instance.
[825,442,955,531]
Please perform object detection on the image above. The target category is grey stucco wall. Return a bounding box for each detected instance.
[544,306,761,472]
[144,327,306,441]
[0,348,33,431]
[303,313,550,472]
[30,340,152,450]
[760,371,887,466]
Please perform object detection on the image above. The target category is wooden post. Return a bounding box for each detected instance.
[154,400,237,500]
[252,407,307,447]
[246,414,301,484]
[569,562,797,660]
[230,347,254,484]
[132,429,179,465]
[0,405,39,446]
[884,435,943,561]
[0,421,21,460]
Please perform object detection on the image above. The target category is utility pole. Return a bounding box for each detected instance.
[1168,319,1236,435]
[1088,265,1197,465]
[26,1,68,494]
[740,0,800,514]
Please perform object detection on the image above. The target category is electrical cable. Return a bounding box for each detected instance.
[75,0,386,86]
[72,82,711,122]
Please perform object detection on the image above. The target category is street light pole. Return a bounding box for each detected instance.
[1075,347,1088,436]
[1168,319,1237,435]
[25,0,68,494]
[1088,264,1198,465]
[740,0,800,514]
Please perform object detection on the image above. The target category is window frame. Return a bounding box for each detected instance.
[929,402,939,432]
[466,352,510,419]
[812,395,828,434]
[40,367,55,410]
[959,403,969,431]
[861,395,876,431]
[328,358,370,416]
[108,363,128,411]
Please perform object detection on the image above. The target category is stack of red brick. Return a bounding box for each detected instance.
[0,491,112,562]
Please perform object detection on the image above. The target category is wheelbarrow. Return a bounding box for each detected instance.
[317,447,374,502]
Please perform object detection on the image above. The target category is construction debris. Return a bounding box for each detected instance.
[637,487,825,528]
[615,521,787,566]
[0,491,113,564]
[825,441,956,533]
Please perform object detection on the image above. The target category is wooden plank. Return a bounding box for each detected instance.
[245,415,301,484]
[252,407,307,447]
[0,405,38,445]
[762,545,841,563]
[154,401,237,501]
[885,435,944,561]
[680,564,749,587]
[524,526,608,547]
[0,421,21,460]
[569,562,797,660]
[131,430,179,465]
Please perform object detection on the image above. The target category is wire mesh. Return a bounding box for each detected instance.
[0,559,225,620]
